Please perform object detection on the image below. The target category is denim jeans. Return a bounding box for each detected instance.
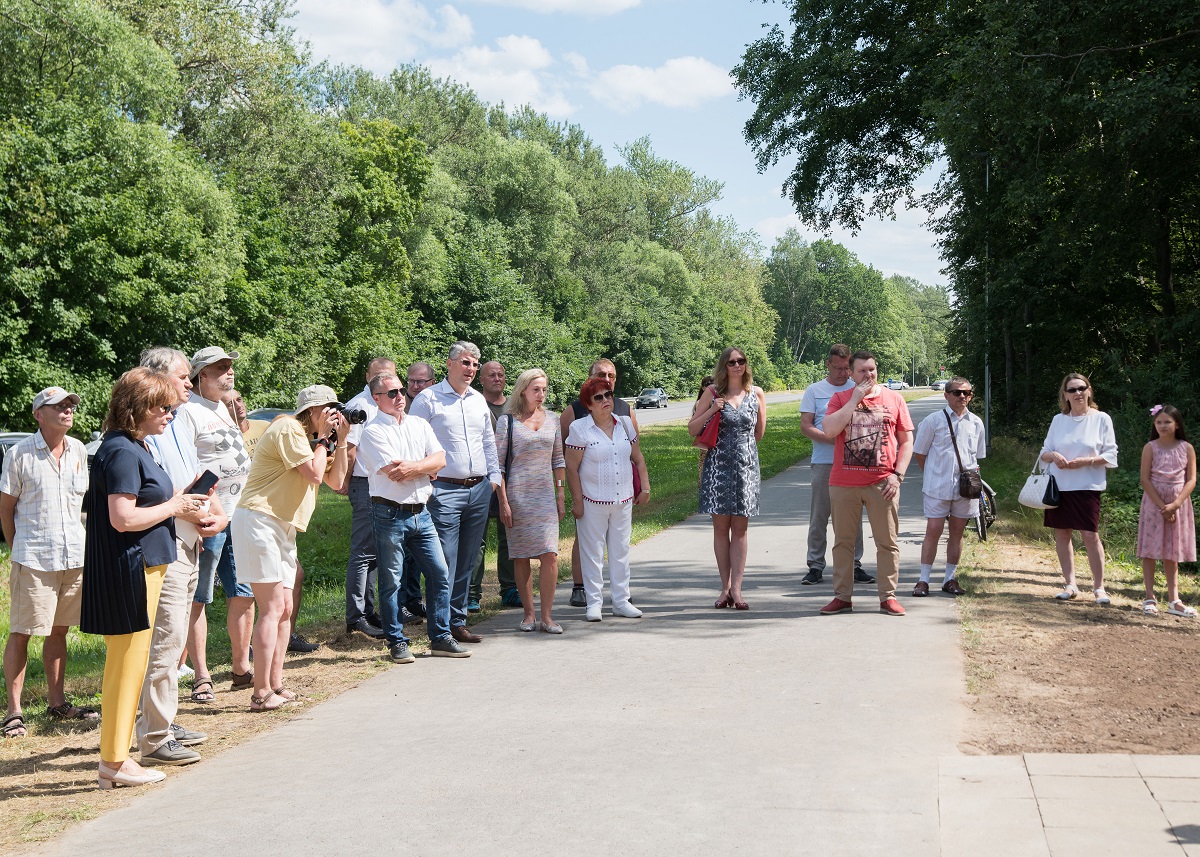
[345,476,379,623]
[195,524,253,603]
[427,480,492,628]
[469,516,515,602]
[370,504,452,645]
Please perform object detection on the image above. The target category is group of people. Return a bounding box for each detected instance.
[3,338,1196,790]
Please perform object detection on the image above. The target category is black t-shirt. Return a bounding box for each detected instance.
[568,396,631,422]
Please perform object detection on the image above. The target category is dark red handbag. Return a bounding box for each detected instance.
[692,387,721,450]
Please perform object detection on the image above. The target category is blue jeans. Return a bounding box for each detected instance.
[427,480,492,628]
[195,525,253,603]
[370,504,451,645]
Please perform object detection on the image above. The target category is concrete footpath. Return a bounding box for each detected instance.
[27,396,1200,856]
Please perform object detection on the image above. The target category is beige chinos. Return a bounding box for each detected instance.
[829,482,900,602]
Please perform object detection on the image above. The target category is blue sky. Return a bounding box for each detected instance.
[290,0,947,287]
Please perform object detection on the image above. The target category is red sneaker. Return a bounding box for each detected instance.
[819,598,853,615]
[879,597,906,616]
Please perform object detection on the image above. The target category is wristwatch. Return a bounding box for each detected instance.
[891,470,904,482]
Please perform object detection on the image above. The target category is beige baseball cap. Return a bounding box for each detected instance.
[32,387,81,413]
[294,385,341,416]
[189,346,240,380]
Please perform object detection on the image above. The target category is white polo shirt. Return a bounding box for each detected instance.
[914,407,987,500]
[356,411,443,505]
[0,431,88,571]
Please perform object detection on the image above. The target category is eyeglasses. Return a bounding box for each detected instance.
[949,390,973,398]
[459,359,480,369]
[727,358,747,366]
[46,402,78,412]
[407,377,433,387]
[592,390,615,402]
[1065,386,1088,394]
[382,388,404,399]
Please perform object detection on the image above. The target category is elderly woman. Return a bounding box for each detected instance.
[82,368,210,789]
[1039,373,1118,604]
[232,386,349,711]
[688,347,766,610]
[564,376,651,622]
[496,368,566,633]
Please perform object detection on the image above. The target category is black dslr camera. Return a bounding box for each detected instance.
[332,403,367,424]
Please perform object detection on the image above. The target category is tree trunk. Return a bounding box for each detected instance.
[1155,197,1175,351]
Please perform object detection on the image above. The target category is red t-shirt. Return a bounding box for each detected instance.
[826,388,914,487]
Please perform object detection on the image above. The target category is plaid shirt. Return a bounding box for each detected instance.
[0,431,88,571]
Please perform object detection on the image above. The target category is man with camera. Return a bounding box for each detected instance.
[340,357,396,639]
[911,377,985,597]
[408,342,501,643]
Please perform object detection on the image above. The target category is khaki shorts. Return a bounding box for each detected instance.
[923,494,979,520]
[9,562,83,635]
[231,508,298,589]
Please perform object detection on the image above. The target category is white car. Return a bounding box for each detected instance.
[884,379,909,391]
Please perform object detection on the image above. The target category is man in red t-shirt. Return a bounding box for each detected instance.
[817,351,914,616]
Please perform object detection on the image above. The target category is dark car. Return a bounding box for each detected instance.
[0,432,32,473]
[635,388,669,409]
[247,407,290,422]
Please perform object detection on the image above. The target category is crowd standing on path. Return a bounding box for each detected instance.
[2,336,1197,787]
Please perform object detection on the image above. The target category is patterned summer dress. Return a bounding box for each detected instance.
[698,391,761,517]
[1136,441,1196,562]
[496,411,566,559]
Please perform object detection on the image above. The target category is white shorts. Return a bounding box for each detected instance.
[231,508,298,589]
[923,495,979,520]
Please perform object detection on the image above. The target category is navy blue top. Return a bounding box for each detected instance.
[80,431,177,636]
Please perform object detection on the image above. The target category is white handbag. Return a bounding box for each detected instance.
[1018,457,1060,509]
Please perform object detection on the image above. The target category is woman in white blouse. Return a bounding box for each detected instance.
[1039,373,1118,603]
[564,376,651,622]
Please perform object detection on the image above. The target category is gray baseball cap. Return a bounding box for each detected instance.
[32,386,81,413]
[189,346,240,380]
[294,385,341,417]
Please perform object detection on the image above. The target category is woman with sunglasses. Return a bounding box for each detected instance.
[1039,373,1118,603]
[689,347,766,610]
[564,376,651,621]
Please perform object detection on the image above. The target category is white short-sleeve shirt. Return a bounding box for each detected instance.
[800,378,855,465]
[356,412,444,504]
[914,407,987,500]
[0,432,88,571]
[565,415,636,504]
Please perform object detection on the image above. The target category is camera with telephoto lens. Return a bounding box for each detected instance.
[333,403,367,424]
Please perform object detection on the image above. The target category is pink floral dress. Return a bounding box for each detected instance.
[1136,441,1196,562]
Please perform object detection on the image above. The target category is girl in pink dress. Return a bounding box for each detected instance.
[1137,405,1197,616]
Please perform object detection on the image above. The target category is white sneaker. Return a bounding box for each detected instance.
[585,605,602,622]
[179,664,194,679]
[612,602,643,619]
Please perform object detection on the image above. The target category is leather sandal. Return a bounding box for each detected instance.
[46,704,99,723]
[231,670,254,690]
[190,678,215,703]
[249,691,284,712]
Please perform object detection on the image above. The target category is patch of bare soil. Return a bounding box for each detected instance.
[959,533,1200,755]
[0,623,399,852]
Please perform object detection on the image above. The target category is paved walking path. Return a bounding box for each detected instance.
[27,396,1200,856]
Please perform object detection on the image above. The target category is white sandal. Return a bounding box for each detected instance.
[1054,584,1079,601]
[1142,599,1160,616]
[1166,600,1197,618]
[1093,587,1111,606]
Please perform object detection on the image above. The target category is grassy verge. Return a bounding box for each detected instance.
[0,400,812,715]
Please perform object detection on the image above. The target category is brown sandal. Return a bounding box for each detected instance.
[231,670,253,690]
[46,704,99,723]
[272,688,297,702]
[190,678,215,703]
[249,691,284,712]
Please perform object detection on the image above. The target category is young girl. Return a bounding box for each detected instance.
[1138,405,1197,616]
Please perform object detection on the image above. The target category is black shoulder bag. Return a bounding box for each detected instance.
[945,410,983,499]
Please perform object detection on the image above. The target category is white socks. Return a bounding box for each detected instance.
[944,563,958,583]
[919,564,933,583]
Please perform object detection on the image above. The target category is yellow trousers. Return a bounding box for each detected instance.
[99,564,166,764]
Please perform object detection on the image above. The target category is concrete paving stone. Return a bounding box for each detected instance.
[939,798,1050,857]
[1024,753,1142,778]
[1036,795,1169,830]
[1043,827,1184,857]
[1031,774,1158,801]
[1159,801,1200,847]
[940,754,1030,780]
[1149,779,1200,803]
[940,771,1036,801]
[1138,758,1200,778]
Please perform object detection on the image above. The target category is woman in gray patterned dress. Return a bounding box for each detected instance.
[496,369,567,633]
[688,347,766,610]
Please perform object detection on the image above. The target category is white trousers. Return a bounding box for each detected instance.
[577,500,633,610]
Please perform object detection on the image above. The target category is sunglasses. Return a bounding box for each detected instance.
[949,390,973,398]
[459,359,480,369]
[46,401,79,412]
[382,388,404,399]
[1065,386,1088,394]
[592,390,615,402]
[727,358,747,366]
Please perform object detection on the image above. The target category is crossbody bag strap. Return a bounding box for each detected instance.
[500,414,514,475]
[944,409,968,474]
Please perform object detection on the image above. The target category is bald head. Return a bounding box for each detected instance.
[365,357,396,382]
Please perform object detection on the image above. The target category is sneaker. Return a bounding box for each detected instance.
[388,641,415,663]
[404,600,427,619]
[178,664,195,679]
[879,597,906,616]
[569,585,587,607]
[346,618,386,639]
[400,605,419,624]
[467,599,482,613]
[854,566,876,584]
[612,602,643,619]
[500,589,523,608]
[819,598,853,615]
[801,568,823,585]
[430,638,471,658]
[912,581,930,597]
[141,739,201,766]
[288,633,320,653]
[169,723,207,746]
[585,605,602,622]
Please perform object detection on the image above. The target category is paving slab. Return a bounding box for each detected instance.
[1025,753,1142,778]
[1138,757,1200,778]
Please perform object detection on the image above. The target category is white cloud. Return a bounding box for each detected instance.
[426,35,576,116]
[589,56,731,112]
[468,0,641,13]
[292,0,474,75]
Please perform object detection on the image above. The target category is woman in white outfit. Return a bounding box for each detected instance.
[564,376,651,621]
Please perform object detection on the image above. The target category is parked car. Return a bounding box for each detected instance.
[0,432,32,474]
[635,387,669,409]
[247,407,290,422]
[885,379,909,391]
[931,379,948,391]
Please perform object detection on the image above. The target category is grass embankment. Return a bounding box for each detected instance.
[0,400,812,724]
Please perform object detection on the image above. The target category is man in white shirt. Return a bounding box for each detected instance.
[1,387,94,738]
[799,345,872,586]
[912,377,986,596]
[356,372,469,660]
[340,356,395,639]
[408,341,502,643]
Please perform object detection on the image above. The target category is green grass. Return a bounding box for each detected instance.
[0,402,813,710]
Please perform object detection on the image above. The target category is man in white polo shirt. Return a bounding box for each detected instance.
[1,387,94,738]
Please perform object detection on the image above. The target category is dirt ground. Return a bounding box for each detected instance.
[959,533,1200,755]
[0,623,396,850]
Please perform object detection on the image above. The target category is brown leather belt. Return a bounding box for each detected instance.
[370,497,426,513]
[434,476,486,487]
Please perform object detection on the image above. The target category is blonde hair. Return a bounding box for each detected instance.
[1058,372,1098,414]
[103,367,177,435]
[713,347,753,396]
[506,368,549,420]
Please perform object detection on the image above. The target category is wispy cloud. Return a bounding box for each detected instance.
[466,0,642,13]
[587,57,732,112]
[426,35,575,116]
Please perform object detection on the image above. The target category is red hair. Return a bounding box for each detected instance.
[579,376,612,406]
